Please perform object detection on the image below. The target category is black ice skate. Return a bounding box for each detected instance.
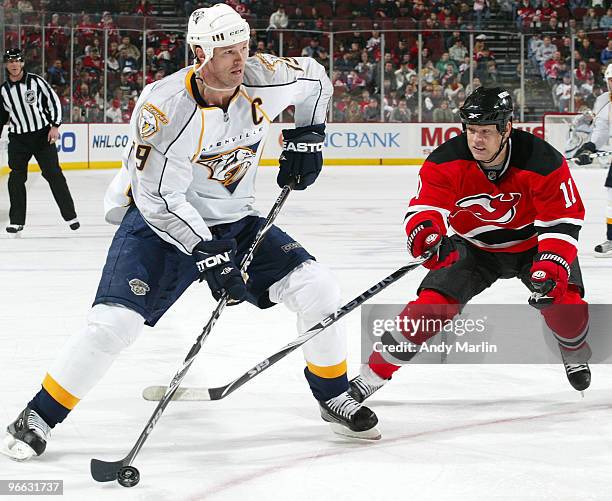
[560,344,591,392]
[0,407,50,461]
[319,392,380,440]
[594,240,612,257]
[348,365,389,403]
[5,224,24,234]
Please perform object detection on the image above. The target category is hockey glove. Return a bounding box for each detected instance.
[193,239,247,302]
[277,124,325,190]
[528,252,571,308]
[573,141,596,166]
[406,219,458,270]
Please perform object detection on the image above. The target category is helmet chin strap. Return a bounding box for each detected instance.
[197,75,237,93]
[479,129,509,166]
[193,56,238,93]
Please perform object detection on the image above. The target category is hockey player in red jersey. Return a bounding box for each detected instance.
[348,86,591,403]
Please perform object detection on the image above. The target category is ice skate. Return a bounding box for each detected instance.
[560,343,591,392]
[348,365,389,403]
[319,391,380,440]
[594,240,612,257]
[0,407,50,461]
[5,224,23,234]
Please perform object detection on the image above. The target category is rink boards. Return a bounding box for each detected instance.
[0,122,544,174]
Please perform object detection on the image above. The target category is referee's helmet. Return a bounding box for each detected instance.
[3,48,24,63]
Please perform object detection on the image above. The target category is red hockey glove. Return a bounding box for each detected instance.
[406,219,458,270]
[529,252,570,303]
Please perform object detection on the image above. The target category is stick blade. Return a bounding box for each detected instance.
[90,458,126,482]
[142,386,212,401]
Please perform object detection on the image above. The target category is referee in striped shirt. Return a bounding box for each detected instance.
[0,48,78,234]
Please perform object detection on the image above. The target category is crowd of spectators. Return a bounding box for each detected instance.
[3,0,612,123]
[527,19,611,111]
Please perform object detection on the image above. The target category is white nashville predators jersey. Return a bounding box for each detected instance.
[591,91,612,151]
[104,53,332,254]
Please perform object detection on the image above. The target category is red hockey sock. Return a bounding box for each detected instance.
[540,286,589,350]
[368,289,459,379]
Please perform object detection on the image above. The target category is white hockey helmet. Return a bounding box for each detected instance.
[187,4,250,69]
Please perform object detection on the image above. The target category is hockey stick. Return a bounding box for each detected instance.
[142,256,427,402]
[90,184,294,486]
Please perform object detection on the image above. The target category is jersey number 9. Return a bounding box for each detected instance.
[135,144,152,171]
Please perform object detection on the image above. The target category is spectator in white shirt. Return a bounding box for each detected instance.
[105,99,123,123]
[535,35,556,78]
[555,73,572,112]
[268,6,289,29]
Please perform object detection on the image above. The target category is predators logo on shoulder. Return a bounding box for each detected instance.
[139,103,169,138]
[255,53,302,72]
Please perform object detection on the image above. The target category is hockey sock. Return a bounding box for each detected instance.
[540,286,589,350]
[304,363,349,401]
[28,375,76,428]
[369,289,459,380]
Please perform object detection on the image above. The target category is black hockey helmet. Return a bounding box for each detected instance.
[3,48,24,63]
[459,86,513,134]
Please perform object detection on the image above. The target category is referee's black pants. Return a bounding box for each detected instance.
[7,127,77,226]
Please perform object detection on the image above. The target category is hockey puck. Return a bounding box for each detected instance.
[117,466,140,488]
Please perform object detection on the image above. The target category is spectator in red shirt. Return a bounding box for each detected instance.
[574,60,594,83]
[346,70,366,93]
[134,0,153,16]
[73,83,97,110]
[122,99,136,122]
[83,47,104,75]
[47,14,68,54]
[544,51,565,81]
[516,0,535,30]
[97,12,120,43]
[76,14,97,46]
[235,2,249,16]
[411,1,429,21]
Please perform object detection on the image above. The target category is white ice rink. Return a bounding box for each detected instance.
[1,165,611,501]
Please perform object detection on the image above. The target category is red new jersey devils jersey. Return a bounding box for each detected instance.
[405,129,584,264]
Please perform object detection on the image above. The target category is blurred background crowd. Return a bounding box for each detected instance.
[2,0,611,123]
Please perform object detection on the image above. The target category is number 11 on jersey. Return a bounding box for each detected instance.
[560,178,577,208]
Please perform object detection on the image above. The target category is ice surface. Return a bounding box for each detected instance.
[0,166,611,500]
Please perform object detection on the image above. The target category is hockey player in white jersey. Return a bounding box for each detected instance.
[1,4,380,462]
[573,63,612,256]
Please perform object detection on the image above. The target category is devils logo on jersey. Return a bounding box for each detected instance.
[196,142,260,193]
[455,193,521,224]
